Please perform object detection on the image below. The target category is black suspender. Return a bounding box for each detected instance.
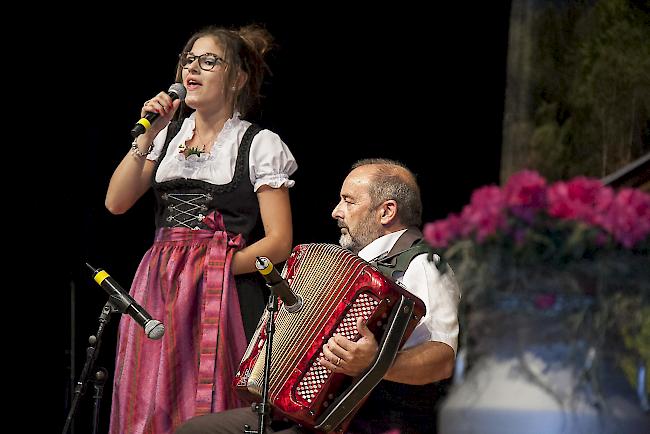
[372,228,447,279]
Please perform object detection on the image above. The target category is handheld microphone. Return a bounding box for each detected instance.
[255,256,303,313]
[130,83,187,138]
[85,263,165,339]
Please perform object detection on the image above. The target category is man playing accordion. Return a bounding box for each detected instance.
[176,159,461,434]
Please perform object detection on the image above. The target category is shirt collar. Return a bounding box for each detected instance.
[358,229,409,262]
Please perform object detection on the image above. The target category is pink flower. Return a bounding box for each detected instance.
[424,169,649,253]
[503,170,547,222]
[600,188,650,248]
[591,186,615,227]
[547,177,616,229]
[423,213,462,248]
[547,177,599,218]
[460,186,507,242]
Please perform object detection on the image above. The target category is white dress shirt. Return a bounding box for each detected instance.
[358,229,461,353]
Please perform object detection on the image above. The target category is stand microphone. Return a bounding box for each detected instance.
[85,263,165,339]
[255,257,303,313]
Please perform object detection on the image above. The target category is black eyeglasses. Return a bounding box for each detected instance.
[179,52,226,71]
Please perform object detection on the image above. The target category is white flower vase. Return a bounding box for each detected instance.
[438,305,649,434]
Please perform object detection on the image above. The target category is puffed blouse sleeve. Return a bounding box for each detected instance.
[249,129,298,192]
[145,124,170,162]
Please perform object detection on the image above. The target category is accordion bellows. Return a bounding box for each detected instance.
[234,243,425,433]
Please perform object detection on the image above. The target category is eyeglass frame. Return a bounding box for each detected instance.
[179,52,227,71]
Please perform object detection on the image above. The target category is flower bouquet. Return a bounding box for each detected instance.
[424,170,649,408]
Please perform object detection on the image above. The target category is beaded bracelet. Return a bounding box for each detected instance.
[130,139,153,158]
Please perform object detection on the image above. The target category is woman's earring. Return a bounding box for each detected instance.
[231,86,237,91]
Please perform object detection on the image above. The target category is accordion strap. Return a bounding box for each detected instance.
[374,227,446,278]
[386,227,424,257]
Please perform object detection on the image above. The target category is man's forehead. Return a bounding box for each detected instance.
[346,166,374,185]
[341,173,371,198]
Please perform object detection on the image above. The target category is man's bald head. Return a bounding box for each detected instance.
[350,158,422,227]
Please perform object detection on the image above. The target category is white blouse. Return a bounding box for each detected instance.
[147,112,297,191]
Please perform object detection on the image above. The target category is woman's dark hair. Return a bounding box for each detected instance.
[174,24,274,119]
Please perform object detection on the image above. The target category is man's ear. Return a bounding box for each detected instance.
[379,200,398,225]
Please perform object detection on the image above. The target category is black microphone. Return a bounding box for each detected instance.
[255,257,303,313]
[130,83,187,138]
[85,263,165,339]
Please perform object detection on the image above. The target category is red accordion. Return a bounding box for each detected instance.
[233,243,426,433]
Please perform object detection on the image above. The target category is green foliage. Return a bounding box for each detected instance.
[617,303,650,393]
[528,0,650,180]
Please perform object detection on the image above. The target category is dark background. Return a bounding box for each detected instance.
[41,5,511,432]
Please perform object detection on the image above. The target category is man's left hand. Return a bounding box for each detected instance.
[320,317,378,376]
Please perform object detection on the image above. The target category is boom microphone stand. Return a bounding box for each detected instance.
[62,299,117,434]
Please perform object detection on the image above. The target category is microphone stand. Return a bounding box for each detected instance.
[92,367,109,434]
[244,288,280,434]
[62,299,120,434]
